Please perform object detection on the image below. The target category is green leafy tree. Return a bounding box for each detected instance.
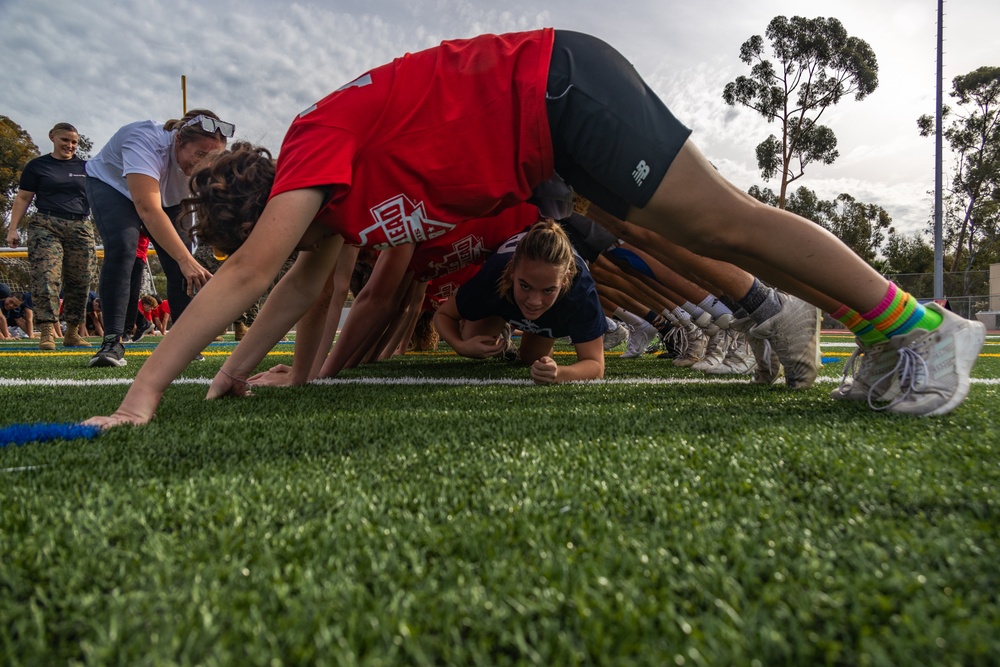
[724,16,879,208]
[0,115,40,224]
[77,134,94,160]
[881,230,936,297]
[919,66,1000,280]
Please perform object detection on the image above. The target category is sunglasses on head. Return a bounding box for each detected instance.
[183,114,235,138]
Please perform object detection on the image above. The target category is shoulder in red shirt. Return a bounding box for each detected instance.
[271,29,555,249]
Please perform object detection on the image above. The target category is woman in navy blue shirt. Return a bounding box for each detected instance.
[435,219,606,384]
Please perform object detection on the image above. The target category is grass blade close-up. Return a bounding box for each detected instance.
[2,334,999,665]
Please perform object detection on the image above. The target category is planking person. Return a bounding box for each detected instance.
[84,29,983,427]
[434,219,606,384]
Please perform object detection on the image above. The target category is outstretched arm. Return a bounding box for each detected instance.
[316,244,415,378]
[212,232,343,395]
[82,189,327,428]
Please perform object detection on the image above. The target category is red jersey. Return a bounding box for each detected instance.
[422,263,482,312]
[271,29,555,249]
[152,299,170,320]
[408,203,539,282]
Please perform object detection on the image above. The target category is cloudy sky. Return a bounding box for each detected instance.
[2,0,996,235]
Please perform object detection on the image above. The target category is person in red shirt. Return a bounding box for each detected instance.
[85,29,984,428]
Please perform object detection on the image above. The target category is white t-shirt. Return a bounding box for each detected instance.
[85,120,191,207]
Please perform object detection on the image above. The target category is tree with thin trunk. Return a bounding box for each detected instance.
[724,16,879,208]
[918,66,1000,278]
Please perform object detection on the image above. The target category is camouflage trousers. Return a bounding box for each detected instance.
[27,213,97,323]
[193,243,259,326]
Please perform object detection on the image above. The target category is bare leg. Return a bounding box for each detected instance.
[626,140,886,313]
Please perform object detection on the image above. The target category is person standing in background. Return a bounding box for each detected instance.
[5,122,95,350]
[83,109,231,367]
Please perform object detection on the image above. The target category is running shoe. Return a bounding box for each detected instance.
[748,292,821,389]
[868,304,985,416]
[88,336,127,367]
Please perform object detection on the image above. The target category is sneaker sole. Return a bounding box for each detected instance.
[88,356,127,368]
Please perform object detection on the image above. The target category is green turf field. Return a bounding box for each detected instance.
[2,335,999,665]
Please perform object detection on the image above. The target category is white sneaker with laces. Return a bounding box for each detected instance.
[830,340,893,401]
[867,304,985,416]
[748,292,821,389]
[730,316,782,384]
[603,318,630,351]
[673,322,707,367]
[707,330,756,375]
[621,321,657,358]
[691,329,728,372]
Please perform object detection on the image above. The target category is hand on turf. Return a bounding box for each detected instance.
[530,356,559,385]
[459,335,507,359]
[82,408,152,429]
[248,364,298,387]
[207,370,252,399]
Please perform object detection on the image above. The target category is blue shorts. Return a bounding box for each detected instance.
[605,247,655,279]
[546,31,692,219]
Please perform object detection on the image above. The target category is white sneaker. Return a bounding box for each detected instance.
[707,330,757,375]
[621,321,657,358]
[731,316,782,384]
[693,312,712,328]
[748,292,821,389]
[691,329,728,372]
[829,340,893,402]
[673,322,707,367]
[713,313,734,330]
[603,318,629,351]
[867,304,986,416]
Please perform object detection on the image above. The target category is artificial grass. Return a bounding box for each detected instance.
[1,340,999,665]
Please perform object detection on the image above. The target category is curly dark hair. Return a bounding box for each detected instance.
[185,142,276,256]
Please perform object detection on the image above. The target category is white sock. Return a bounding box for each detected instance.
[671,306,692,322]
[613,307,647,328]
[698,295,733,319]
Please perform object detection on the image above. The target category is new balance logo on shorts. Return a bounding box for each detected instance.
[632,160,650,187]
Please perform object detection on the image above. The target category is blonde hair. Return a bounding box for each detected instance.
[497,219,578,301]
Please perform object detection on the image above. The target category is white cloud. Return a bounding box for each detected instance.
[1,0,995,239]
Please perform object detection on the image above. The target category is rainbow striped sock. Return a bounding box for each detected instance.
[831,305,888,345]
[862,282,943,339]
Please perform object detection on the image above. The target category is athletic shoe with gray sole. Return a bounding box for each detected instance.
[603,318,629,351]
[730,316,782,384]
[748,292,821,389]
[830,340,894,402]
[88,337,127,367]
[867,303,985,416]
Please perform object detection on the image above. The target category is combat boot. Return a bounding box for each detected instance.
[39,323,56,350]
[63,322,91,348]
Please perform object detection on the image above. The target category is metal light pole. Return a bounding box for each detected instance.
[933,0,944,298]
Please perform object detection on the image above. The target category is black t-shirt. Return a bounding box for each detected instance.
[18,154,89,217]
[455,233,607,343]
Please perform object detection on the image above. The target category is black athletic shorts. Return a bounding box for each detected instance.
[545,30,692,219]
